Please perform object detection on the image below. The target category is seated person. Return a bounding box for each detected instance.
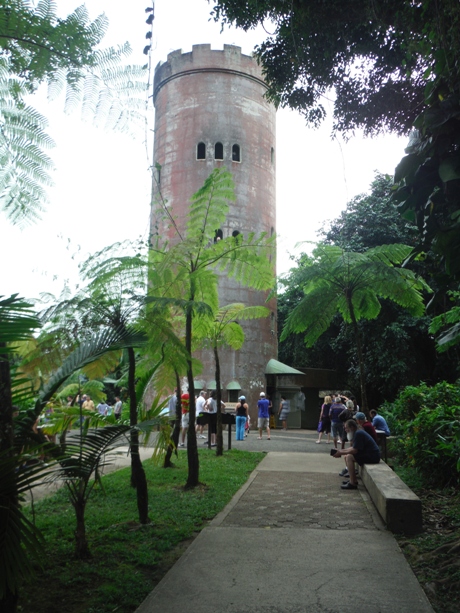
[332,419,380,490]
[355,412,378,442]
[370,409,391,436]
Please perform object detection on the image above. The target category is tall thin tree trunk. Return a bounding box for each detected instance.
[214,345,224,456]
[128,347,150,523]
[347,299,369,413]
[185,285,199,488]
[0,349,20,612]
[73,497,91,559]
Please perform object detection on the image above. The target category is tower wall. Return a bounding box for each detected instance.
[151,44,277,419]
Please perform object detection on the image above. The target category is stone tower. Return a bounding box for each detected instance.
[151,44,277,418]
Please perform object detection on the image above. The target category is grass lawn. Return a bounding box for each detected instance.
[18,449,265,613]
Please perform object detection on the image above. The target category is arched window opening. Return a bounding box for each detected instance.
[214,142,224,160]
[232,144,241,162]
[271,147,275,164]
[232,230,243,241]
[214,229,223,243]
[197,142,206,160]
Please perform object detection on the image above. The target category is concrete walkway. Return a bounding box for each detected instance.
[135,436,434,613]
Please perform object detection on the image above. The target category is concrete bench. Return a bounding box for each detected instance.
[361,461,423,535]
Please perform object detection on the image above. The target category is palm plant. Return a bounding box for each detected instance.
[149,168,275,486]
[280,243,431,411]
[50,424,131,558]
[196,303,269,455]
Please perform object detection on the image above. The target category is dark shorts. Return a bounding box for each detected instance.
[355,452,380,466]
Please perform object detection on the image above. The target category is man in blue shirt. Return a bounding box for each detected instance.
[332,419,380,489]
[370,409,391,436]
[257,392,270,440]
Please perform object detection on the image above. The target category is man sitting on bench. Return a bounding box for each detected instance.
[332,419,381,490]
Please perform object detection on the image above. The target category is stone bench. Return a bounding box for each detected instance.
[361,461,423,535]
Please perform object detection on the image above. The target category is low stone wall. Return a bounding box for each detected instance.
[361,462,423,535]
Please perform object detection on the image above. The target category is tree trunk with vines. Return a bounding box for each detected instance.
[185,278,199,488]
[214,345,224,456]
[128,346,150,524]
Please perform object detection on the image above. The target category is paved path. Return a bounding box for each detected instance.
[135,430,434,613]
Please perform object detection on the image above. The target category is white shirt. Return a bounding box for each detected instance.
[196,395,206,413]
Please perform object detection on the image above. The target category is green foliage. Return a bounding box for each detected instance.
[211,0,452,135]
[281,243,429,346]
[429,290,460,352]
[150,168,274,485]
[0,61,54,226]
[0,1,107,86]
[320,173,419,252]
[0,451,48,601]
[280,242,430,409]
[384,381,460,486]
[0,2,147,227]
[18,450,265,613]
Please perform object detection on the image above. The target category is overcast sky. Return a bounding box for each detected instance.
[0,0,407,301]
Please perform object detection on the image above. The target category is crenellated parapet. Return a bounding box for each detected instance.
[153,44,267,102]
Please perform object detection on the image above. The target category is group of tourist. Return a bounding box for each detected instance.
[170,388,291,447]
[316,392,391,490]
[317,394,390,446]
[172,389,227,448]
[72,394,123,419]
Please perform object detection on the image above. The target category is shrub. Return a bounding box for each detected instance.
[383,381,460,486]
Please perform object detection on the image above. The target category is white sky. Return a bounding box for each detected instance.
[0,0,407,301]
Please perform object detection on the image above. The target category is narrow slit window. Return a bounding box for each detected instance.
[197,142,206,160]
[214,229,223,243]
[214,142,224,160]
[232,144,241,162]
[271,147,274,164]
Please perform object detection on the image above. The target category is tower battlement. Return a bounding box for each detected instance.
[153,44,266,102]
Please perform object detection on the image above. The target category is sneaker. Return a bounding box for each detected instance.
[179,443,184,447]
[341,482,358,490]
[339,469,349,477]
[198,435,206,439]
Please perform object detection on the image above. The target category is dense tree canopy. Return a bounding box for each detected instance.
[320,173,418,252]
[0,1,109,87]
[0,1,146,227]
[213,0,460,277]
[212,0,460,135]
[278,176,457,406]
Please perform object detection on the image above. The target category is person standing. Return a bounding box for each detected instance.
[179,391,190,447]
[204,390,225,447]
[329,395,346,450]
[168,390,177,426]
[114,396,122,420]
[195,390,207,438]
[82,395,95,413]
[278,395,290,430]
[235,396,248,441]
[96,400,109,416]
[316,395,332,443]
[257,392,270,440]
